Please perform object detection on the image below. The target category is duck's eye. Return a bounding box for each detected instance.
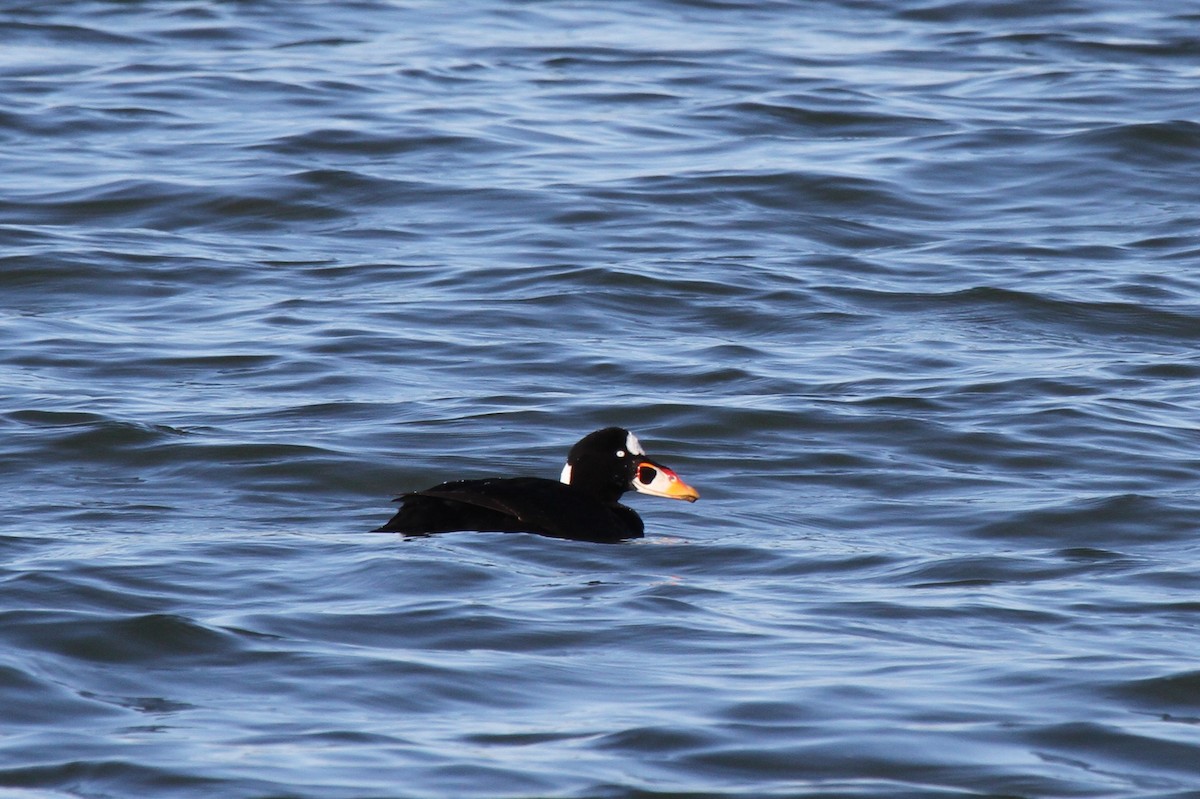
[616,450,626,458]
[637,465,658,484]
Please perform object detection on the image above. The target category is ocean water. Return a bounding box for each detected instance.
[3,1,1200,797]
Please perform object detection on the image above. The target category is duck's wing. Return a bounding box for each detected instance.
[378,477,642,542]
[408,479,528,515]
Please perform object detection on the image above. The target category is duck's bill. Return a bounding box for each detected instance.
[632,460,700,502]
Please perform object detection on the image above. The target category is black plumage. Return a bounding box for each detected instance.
[373,427,698,543]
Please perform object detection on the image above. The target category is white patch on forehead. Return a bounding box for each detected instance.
[625,431,645,456]
[560,463,573,485]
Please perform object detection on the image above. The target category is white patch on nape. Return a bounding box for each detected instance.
[625,431,645,456]
[560,463,573,485]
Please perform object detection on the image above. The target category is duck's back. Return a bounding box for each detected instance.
[373,477,644,543]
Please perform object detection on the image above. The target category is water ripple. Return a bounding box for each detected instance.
[3,1,1200,797]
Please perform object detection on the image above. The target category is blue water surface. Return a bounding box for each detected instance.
[3,1,1200,797]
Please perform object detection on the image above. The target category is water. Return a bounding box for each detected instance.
[3,1,1200,796]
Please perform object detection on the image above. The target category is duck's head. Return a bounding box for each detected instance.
[559,427,700,505]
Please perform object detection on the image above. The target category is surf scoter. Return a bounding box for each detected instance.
[373,427,699,543]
